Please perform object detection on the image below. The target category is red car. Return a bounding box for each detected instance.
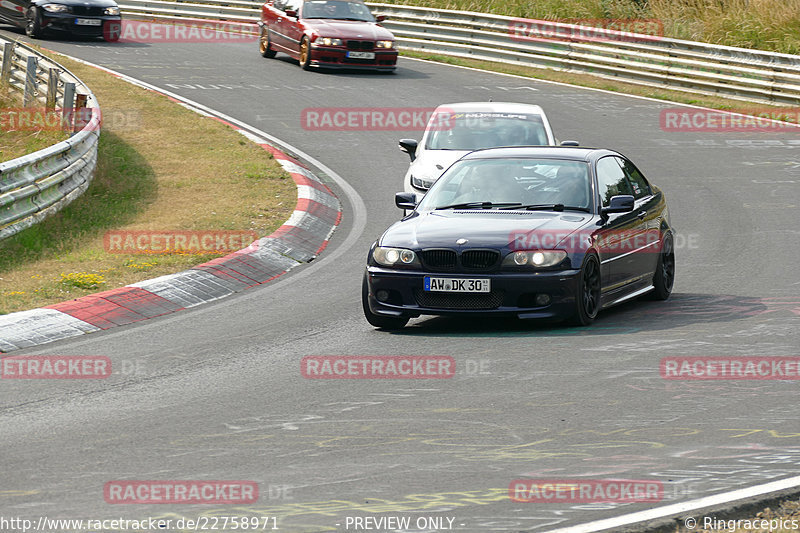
[259,0,398,71]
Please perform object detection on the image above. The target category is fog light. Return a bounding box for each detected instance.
[534,293,551,306]
[376,290,390,302]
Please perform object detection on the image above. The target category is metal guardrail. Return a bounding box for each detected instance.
[0,38,100,242]
[116,0,800,105]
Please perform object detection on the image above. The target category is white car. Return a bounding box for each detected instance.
[400,102,565,195]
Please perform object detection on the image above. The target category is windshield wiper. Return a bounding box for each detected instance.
[499,203,590,212]
[435,202,522,210]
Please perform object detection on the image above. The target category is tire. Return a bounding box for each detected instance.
[362,273,409,329]
[26,7,44,39]
[649,231,675,300]
[298,36,311,70]
[259,27,276,58]
[567,254,601,326]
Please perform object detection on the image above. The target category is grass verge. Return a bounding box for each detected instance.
[0,83,70,161]
[0,52,296,315]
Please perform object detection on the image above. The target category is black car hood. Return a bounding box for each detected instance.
[34,0,118,7]
[380,210,594,251]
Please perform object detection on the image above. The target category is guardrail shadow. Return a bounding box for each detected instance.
[392,293,797,337]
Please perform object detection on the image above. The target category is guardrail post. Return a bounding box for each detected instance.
[74,92,88,132]
[62,81,76,132]
[1,42,12,85]
[46,68,59,108]
[23,55,38,106]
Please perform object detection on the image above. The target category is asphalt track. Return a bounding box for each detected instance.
[0,26,799,533]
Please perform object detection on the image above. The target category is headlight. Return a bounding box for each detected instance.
[411,174,435,190]
[375,40,393,48]
[319,37,342,46]
[503,250,567,268]
[373,246,420,267]
[41,3,70,12]
[103,6,120,15]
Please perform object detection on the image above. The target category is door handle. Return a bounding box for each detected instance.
[637,210,647,219]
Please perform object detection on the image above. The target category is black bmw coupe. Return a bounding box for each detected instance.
[363,146,675,329]
[0,0,121,40]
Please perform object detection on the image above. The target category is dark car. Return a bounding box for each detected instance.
[0,0,120,39]
[259,0,397,71]
[363,146,676,329]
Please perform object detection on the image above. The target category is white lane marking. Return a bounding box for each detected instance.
[544,474,800,533]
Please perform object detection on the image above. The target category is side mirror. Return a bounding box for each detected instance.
[285,9,297,17]
[560,140,580,146]
[376,14,387,22]
[395,192,417,210]
[601,195,635,218]
[398,138,418,161]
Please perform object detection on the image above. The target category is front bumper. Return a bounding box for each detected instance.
[41,12,121,36]
[310,46,398,70]
[365,266,581,320]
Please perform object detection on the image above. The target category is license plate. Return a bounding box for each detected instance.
[346,51,375,59]
[424,277,490,293]
[75,18,102,25]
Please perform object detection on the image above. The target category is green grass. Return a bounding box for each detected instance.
[0,52,296,314]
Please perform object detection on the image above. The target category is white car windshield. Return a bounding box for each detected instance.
[417,158,592,211]
[302,0,375,21]
[425,112,549,151]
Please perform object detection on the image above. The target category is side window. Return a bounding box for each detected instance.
[596,156,632,207]
[618,157,651,199]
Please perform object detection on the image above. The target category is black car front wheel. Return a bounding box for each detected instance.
[568,253,601,326]
[26,7,44,39]
[362,274,408,330]
[259,27,276,58]
[649,231,675,300]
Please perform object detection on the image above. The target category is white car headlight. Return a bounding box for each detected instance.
[319,37,343,46]
[375,40,393,48]
[504,250,567,268]
[410,174,435,190]
[41,3,70,12]
[104,6,120,15]
[373,246,420,267]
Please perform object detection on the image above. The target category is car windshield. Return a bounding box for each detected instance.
[425,112,550,151]
[302,0,375,21]
[416,158,593,211]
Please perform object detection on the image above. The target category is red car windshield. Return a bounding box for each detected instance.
[302,0,376,21]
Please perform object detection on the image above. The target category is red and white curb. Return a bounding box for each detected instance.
[0,60,341,353]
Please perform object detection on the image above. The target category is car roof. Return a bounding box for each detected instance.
[459,146,617,161]
[434,102,547,116]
